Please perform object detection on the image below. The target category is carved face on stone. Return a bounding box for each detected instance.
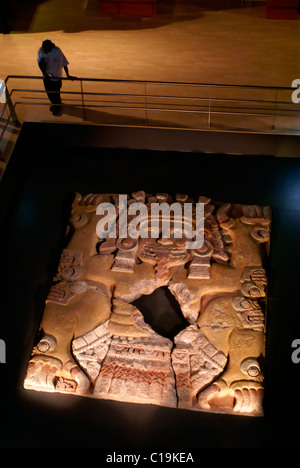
[240,267,267,299]
[232,295,265,331]
[138,234,190,267]
[136,229,191,282]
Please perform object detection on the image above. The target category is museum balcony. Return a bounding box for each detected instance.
[1,75,299,178]
[1,0,300,178]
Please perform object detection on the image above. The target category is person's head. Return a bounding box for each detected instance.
[42,40,55,54]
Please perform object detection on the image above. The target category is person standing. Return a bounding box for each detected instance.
[37,40,75,115]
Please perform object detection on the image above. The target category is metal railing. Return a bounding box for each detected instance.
[1,75,300,147]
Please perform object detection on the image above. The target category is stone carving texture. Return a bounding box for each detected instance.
[24,191,271,416]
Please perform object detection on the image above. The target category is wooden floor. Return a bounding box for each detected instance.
[0,0,300,169]
[1,0,300,86]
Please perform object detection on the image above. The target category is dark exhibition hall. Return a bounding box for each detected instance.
[0,0,300,451]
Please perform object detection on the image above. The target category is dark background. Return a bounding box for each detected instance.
[0,122,299,449]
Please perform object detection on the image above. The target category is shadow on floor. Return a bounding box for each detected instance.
[42,103,203,130]
[40,101,279,134]
[58,103,148,126]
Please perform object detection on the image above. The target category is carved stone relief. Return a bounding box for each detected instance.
[24,191,271,416]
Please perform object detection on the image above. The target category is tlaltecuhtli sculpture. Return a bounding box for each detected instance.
[24,191,271,416]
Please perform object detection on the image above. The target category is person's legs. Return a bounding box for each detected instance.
[43,79,62,115]
[51,80,62,115]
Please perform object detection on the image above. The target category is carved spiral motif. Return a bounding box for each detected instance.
[37,334,57,353]
[62,265,83,280]
[71,212,88,228]
[240,358,261,377]
[251,225,270,243]
[241,281,265,298]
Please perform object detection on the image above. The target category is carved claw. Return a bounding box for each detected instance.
[54,366,91,394]
[74,193,103,209]
[241,205,272,226]
[197,382,221,410]
[198,379,263,416]
[216,203,235,229]
[231,381,264,415]
[23,355,62,391]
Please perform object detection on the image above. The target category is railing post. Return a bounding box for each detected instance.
[5,84,19,124]
[272,88,278,131]
[144,82,148,125]
[208,86,211,128]
[80,79,86,121]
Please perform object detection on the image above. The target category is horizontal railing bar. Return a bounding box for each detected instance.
[15,96,300,115]
[14,98,300,114]
[12,101,300,119]
[10,88,298,108]
[4,75,297,92]
[15,103,295,116]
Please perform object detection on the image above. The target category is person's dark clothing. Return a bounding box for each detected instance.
[43,77,62,114]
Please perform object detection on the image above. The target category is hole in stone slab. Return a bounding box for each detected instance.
[131,286,189,341]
